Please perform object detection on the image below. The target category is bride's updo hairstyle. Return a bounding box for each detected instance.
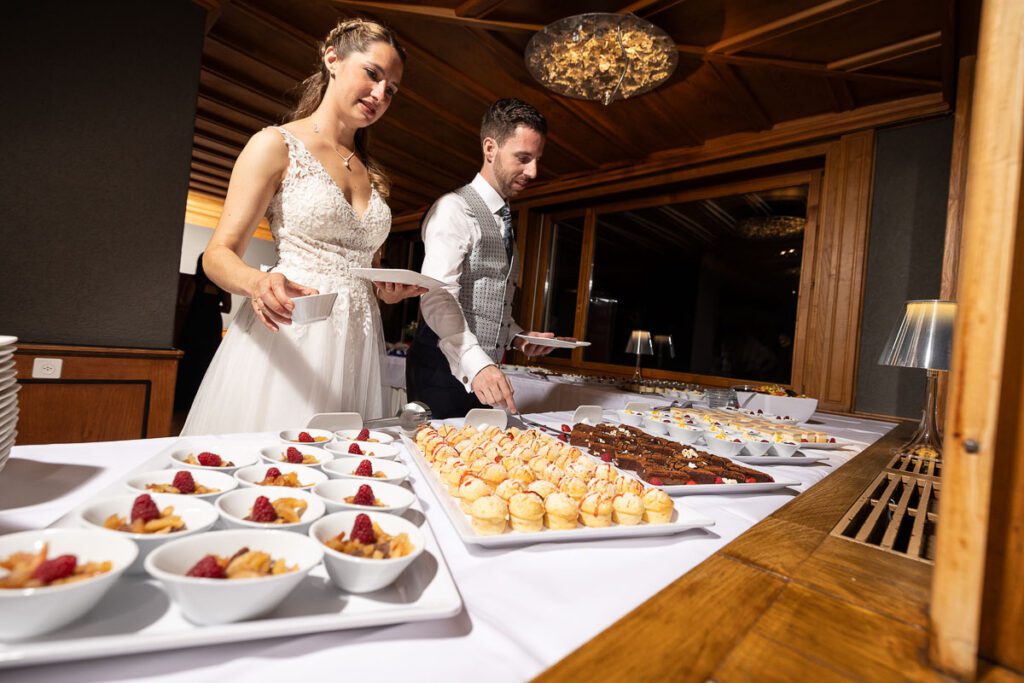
[288,18,406,200]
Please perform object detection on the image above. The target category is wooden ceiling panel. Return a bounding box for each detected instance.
[736,64,851,121]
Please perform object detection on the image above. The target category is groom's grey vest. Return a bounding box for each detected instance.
[454,184,518,363]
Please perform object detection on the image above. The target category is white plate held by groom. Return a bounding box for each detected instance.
[349,268,444,291]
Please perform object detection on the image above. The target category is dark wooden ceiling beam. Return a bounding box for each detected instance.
[454,0,508,19]
[827,31,942,72]
[617,0,689,16]
[192,0,227,35]
[191,160,232,180]
[707,62,773,131]
[194,132,243,158]
[331,1,542,32]
[190,180,228,199]
[191,170,230,189]
[193,148,236,170]
[826,78,857,112]
[706,0,885,55]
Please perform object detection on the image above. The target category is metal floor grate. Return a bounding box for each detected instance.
[831,471,939,563]
[886,453,942,479]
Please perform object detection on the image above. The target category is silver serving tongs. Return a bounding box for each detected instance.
[363,401,432,431]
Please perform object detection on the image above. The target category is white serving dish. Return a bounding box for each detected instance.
[324,440,400,460]
[797,440,850,450]
[641,415,669,435]
[259,444,334,468]
[310,511,425,593]
[76,494,219,574]
[739,439,773,457]
[701,437,745,458]
[124,468,237,500]
[348,267,444,291]
[0,439,462,669]
[321,456,410,485]
[652,479,803,495]
[401,435,714,548]
[234,463,328,490]
[168,442,259,473]
[733,391,818,423]
[514,334,591,349]
[0,529,137,640]
[215,486,325,534]
[290,292,338,325]
[666,422,702,444]
[145,529,323,625]
[312,479,416,515]
[333,428,395,444]
[279,428,335,446]
[770,442,802,457]
[730,454,830,466]
[616,410,644,426]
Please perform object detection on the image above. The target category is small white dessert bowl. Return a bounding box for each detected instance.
[0,528,138,640]
[124,468,237,501]
[333,429,395,444]
[144,529,323,625]
[641,415,669,435]
[75,493,219,574]
[739,439,773,457]
[215,486,325,534]
[701,436,745,458]
[278,428,335,447]
[323,440,400,460]
[321,456,410,486]
[770,441,802,457]
[234,463,328,490]
[309,511,425,594]
[259,444,334,469]
[666,422,703,444]
[168,443,258,473]
[312,479,416,515]
[616,410,643,426]
[290,292,338,325]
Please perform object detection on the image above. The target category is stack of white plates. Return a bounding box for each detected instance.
[0,335,18,473]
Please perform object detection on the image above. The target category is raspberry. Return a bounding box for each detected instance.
[494,455,502,463]
[352,484,375,506]
[600,453,612,462]
[249,495,278,522]
[558,434,568,442]
[356,428,370,441]
[265,467,282,480]
[286,446,304,464]
[685,480,697,485]
[197,452,222,467]
[348,443,363,455]
[32,554,77,584]
[561,424,571,433]
[714,476,724,484]
[745,477,757,483]
[186,555,227,579]
[298,431,314,443]
[350,513,377,544]
[172,470,196,494]
[733,439,742,443]
[131,493,160,523]
[354,459,374,477]
[829,437,837,443]
[761,439,769,443]
[649,477,663,486]
[800,439,809,443]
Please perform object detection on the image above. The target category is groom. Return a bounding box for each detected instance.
[407,98,556,418]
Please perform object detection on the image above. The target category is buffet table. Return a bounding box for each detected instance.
[0,411,894,681]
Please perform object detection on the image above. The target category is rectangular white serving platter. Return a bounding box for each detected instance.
[400,435,715,548]
[729,453,830,466]
[0,440,463,669]
[348,268,444,291]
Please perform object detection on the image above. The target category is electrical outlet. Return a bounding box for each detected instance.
[32,358,63,379]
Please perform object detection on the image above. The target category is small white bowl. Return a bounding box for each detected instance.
[702,437,745,458]
[312,479,416,515]
[144,529,323,625]
[642,415,669,435]
[333,429,395,444]
[279,428,334,447]
[168,443,259,474]
[0,528,138,639]
[234,463,328,490]
[309,511,425,593]
[740,439,773,457]
[770,442,801,457]
[215,487,325,534]
[616,410,643,426]
[125,468,237,501]
[323,440,400,460]
[291,292,338,325]
[76,493,219,574]
[666,423,703,444]
[259,444,334,469]
[321,456,410,485]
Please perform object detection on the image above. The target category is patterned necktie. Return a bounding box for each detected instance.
[498,204,514,262]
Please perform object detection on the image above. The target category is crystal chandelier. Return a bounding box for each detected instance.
[524,13,678,106]
[736,216,807,240]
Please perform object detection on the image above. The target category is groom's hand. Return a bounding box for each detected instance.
[471,365,518,414]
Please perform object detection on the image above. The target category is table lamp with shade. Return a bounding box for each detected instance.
[626,330,654,383]
[653,334,675,367]
[878,299,956,459]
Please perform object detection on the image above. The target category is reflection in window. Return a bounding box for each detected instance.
[582,186,808,382]
[542,216,584,338]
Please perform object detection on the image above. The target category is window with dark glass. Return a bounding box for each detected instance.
[541,215,584,339]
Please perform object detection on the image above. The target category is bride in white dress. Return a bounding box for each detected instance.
[182,19,424,435]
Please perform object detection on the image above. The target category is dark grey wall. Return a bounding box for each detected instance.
[0,1,205,348]
[855,116,954,418]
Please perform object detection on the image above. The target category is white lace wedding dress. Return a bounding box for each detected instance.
[182,127,390,435]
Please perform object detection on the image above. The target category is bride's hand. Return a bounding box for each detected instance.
[250,272,318,332]
[374,282,428,304]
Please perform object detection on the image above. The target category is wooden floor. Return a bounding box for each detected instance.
[535,422,1024,682]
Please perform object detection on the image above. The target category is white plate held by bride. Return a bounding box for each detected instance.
[349,268,444,291]
[291,293,338,324]
[515,334,591,349]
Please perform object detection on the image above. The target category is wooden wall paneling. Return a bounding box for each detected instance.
[572,208,598,365]
[940,55,975,301]
[801,131,874,412]
[527,213,552,335]
[12,345,182,445]
[929,0,1024,675]
[790,170,823,395]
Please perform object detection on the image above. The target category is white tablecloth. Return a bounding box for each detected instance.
[0,412,895,682]
[505,371,653,414]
